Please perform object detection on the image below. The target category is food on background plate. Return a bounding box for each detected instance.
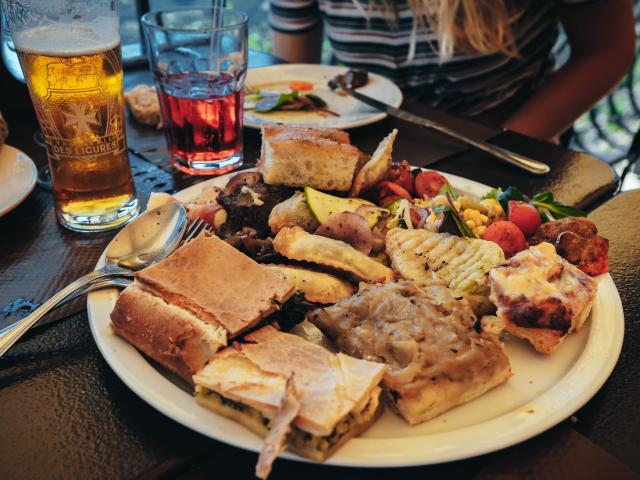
[264,264,355,304]
[349,129,398,197]
[308,280,512,424]
[124,84,162,127]
[259,125,362,191]
[489,242,597,355]
[245,88,338,116]
[274,226,394,283]
[110,234,296,383]
[528,217,609,276]
[193,325,386,474]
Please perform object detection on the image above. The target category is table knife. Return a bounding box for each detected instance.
[332,82,550,175]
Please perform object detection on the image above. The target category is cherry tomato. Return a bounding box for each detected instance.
[289,80,314,91]
[414,171,448,199]
[508,201,542,238]
[482,220,527,258]
[386,162,414,194]
[378,181,413,203]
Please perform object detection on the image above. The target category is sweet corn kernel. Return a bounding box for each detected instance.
[475,225,487,236]
[466,220,476,229]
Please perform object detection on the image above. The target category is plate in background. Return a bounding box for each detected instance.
[0,145,38,217]
[244,64,403,129]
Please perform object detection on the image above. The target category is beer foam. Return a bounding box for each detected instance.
[14,21,119,56]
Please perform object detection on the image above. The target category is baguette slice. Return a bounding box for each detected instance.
[258,125,361,191]
[111,284,227,383]
[273,227,394,283]
[135,233,295,337]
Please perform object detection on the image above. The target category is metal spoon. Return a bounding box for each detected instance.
[0,202,187,357]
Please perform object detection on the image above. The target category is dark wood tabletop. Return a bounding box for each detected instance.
[1,51,639,480]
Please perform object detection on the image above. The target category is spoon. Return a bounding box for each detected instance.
[0,202,187,357]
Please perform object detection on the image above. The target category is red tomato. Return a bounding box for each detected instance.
[289,80,314,91]
[409,208,422,227]
[482,220,527,258]
[414,171,448,199]
[378,181,413,203]
[508,201,541,238]
[387,162,414,195]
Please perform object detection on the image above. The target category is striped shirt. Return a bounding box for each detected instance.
[270,0,593,115]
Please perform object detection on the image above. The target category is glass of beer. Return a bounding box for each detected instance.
[141,8,248,175]
[2,0,138,232]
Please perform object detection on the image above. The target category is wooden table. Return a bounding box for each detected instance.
[1,52,639,480]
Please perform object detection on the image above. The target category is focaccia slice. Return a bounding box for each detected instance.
[273,227,394,283]
[489,242,597,355]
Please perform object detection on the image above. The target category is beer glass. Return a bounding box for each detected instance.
[141,8,248,175]
[2,0,138,232]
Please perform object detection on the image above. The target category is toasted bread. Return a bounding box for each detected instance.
[350,129,397,197]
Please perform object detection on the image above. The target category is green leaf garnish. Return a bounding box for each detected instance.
[445,192,477,238]
[530,192,587,221]
[254,91,300,112]
[439,183,459,199]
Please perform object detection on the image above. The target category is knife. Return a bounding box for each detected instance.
[331,80,550,175]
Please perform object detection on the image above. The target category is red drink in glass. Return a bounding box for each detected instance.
[156,72,243,175]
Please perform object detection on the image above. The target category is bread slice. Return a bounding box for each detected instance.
[135,233,296,337]
[258,125,361,191]
[111,284,227,383]
[193,325,386,461]
[350,129,397,197]
[261,124,350,144]
[489,243,597,355]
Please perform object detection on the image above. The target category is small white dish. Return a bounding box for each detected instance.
[0,144,38,217]
[244,64,403,129]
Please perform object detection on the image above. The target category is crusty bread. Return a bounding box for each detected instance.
[261,124,350,144]
[124,84,161,127]
[264,264,355,304]
[136,233,295,337]
[350,129,397,197]
[268,191,319,233]
[258,125,361,191]
[193,325,386,436]
[273,227,394,283]
[111,284,227,384]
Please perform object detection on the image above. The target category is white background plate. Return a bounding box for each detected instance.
[87,170,624,467]
[0,145,37,217]
[244,64,403,130]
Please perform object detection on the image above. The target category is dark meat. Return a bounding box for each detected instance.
[217,182,293,238]
[529,217,609,276]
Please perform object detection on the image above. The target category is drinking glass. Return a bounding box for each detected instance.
[2,0,138,232]
[141,8,248,175]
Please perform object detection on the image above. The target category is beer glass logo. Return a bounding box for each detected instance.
[39,52,126,161]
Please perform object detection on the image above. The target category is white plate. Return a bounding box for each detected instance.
[0,145,37,217]
[243,64,403,129]
[87,170,624,467]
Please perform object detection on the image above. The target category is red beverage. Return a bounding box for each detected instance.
[156,72,243,175]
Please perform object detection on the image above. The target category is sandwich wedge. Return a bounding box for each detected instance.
[110,233,296,383]
[194,325,386,473]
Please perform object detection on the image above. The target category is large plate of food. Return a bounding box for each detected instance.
[243,64,403,129]
[88,125,623,478]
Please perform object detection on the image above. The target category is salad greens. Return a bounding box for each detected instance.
[482,186,586,222]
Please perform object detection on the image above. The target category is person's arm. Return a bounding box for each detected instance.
[503,0,635,141]
[272,25,323,63]
[268,0,323,63]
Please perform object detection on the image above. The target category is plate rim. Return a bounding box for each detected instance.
[0,144,38,217]
[87,169,624,467]
[243,63,404,130]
